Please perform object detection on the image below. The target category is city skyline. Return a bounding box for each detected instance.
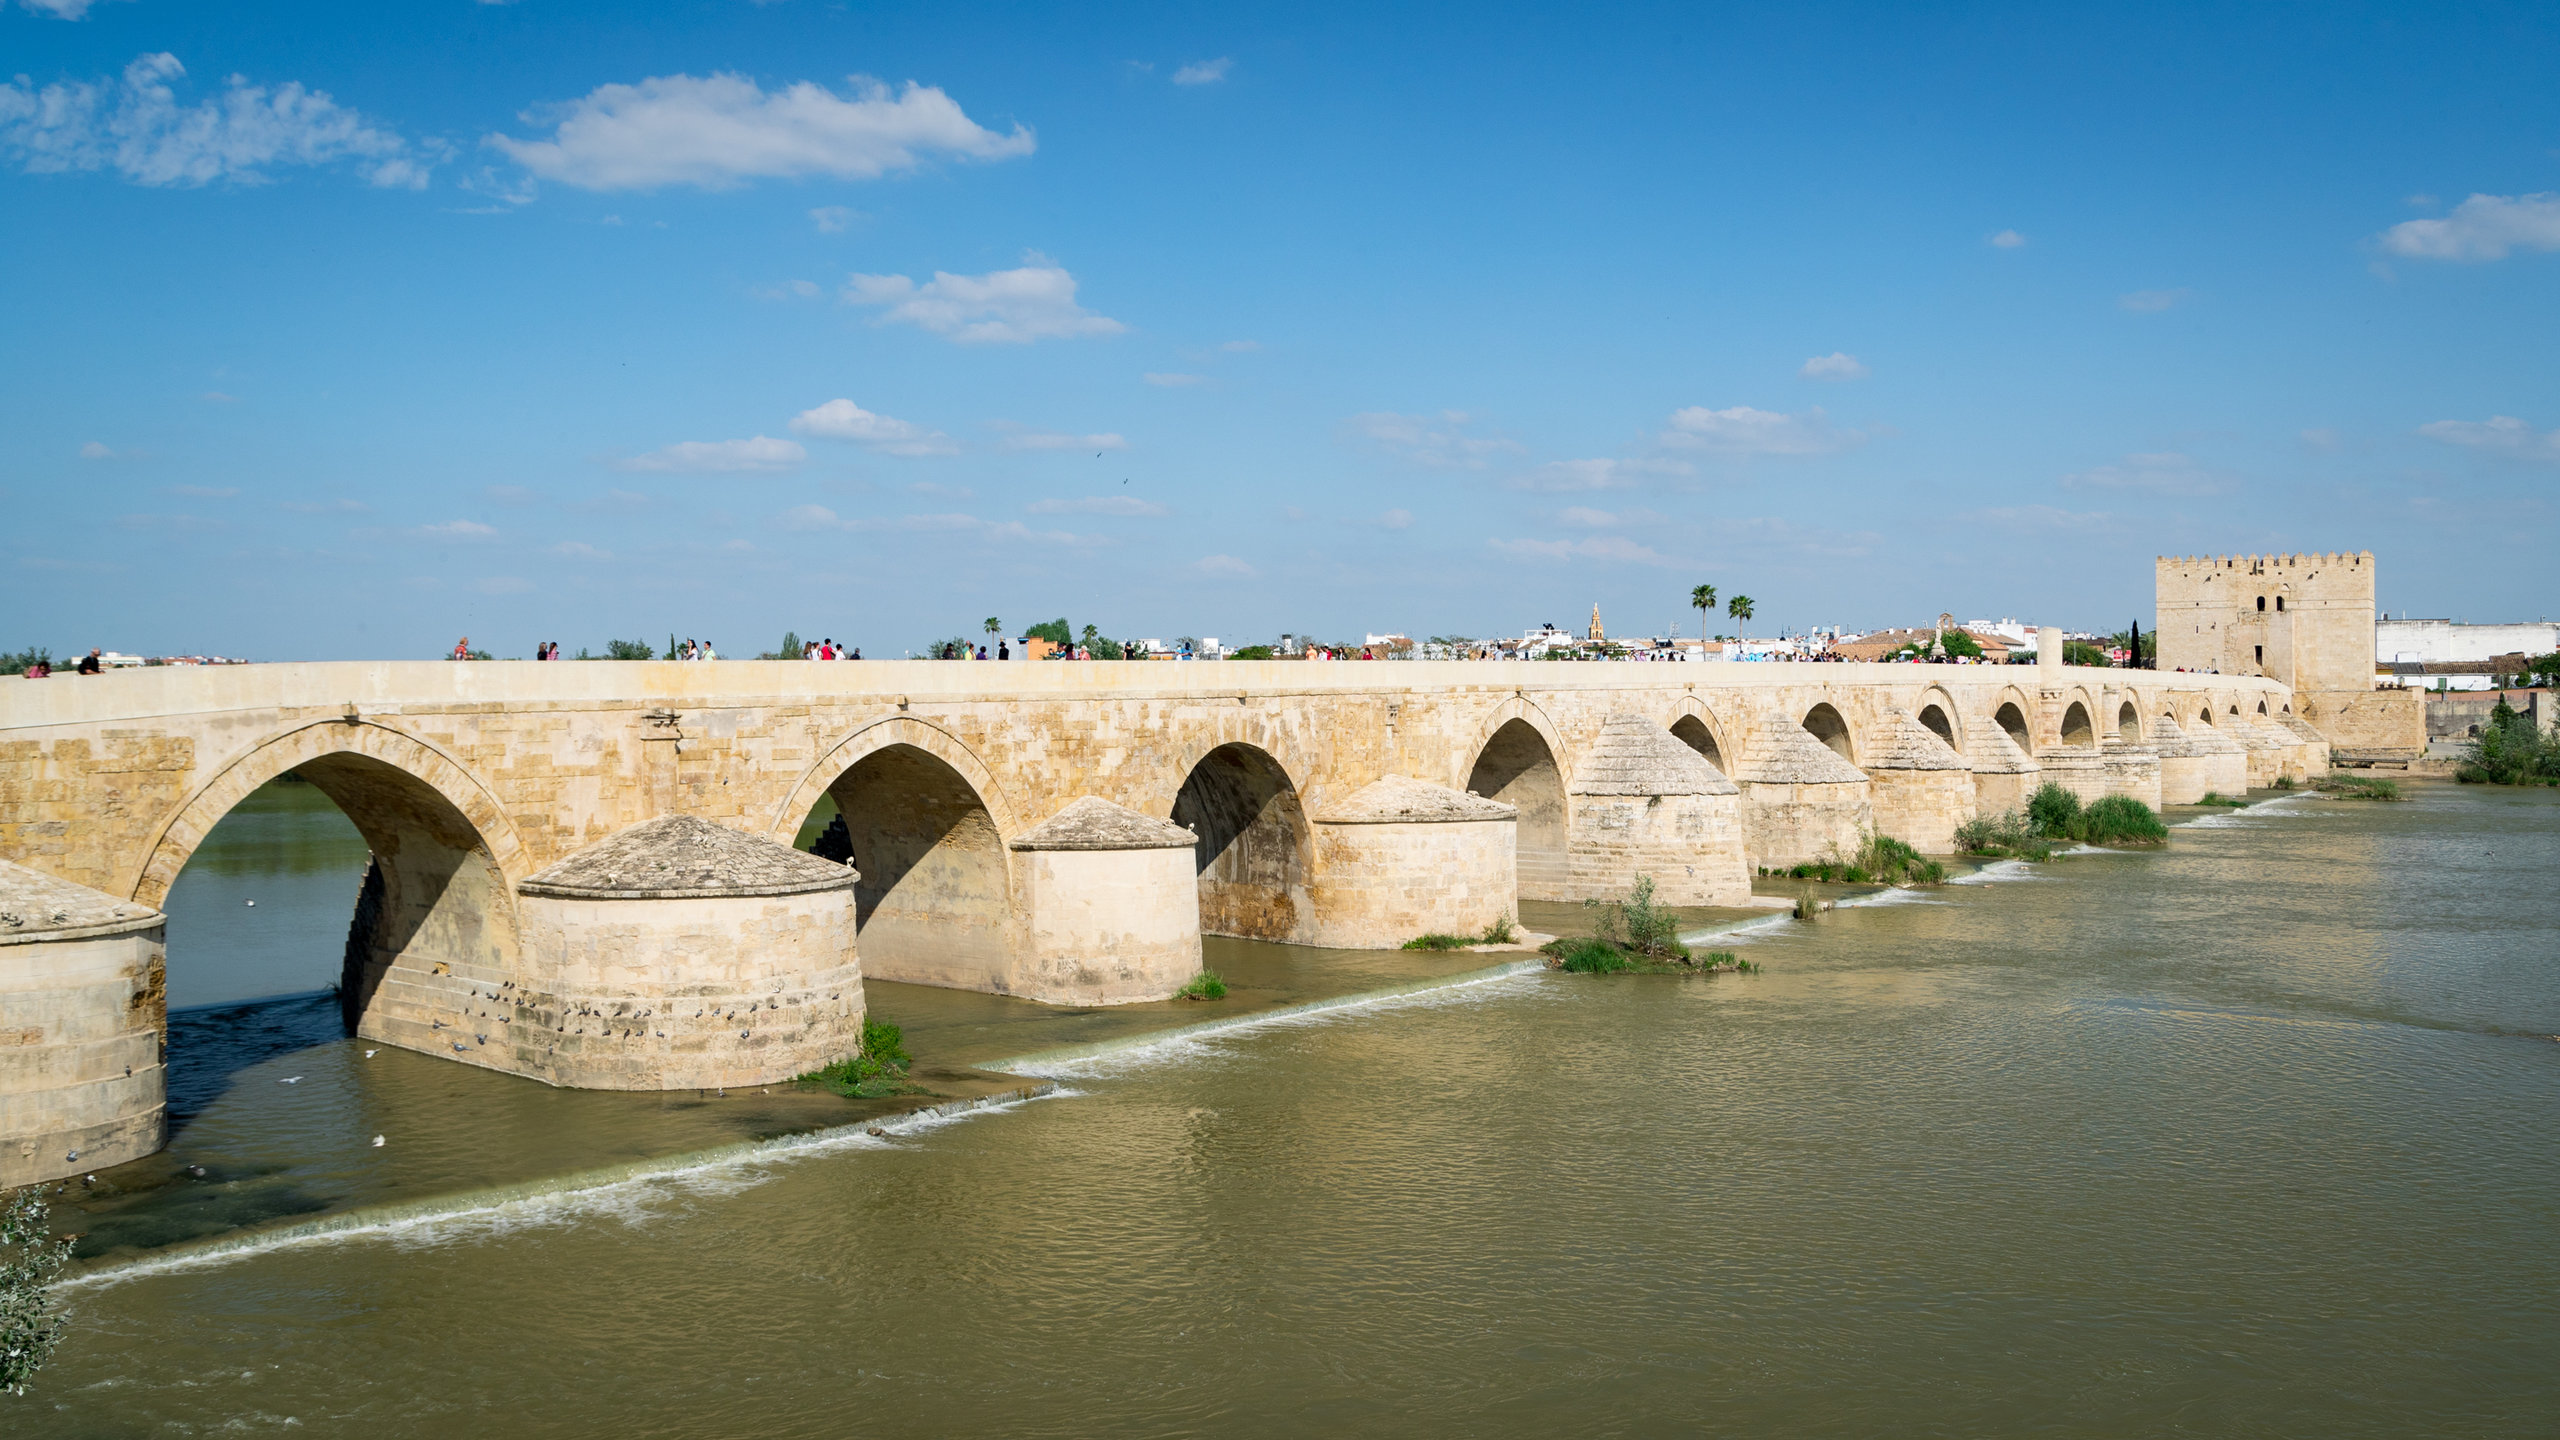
[5,1,2556,659]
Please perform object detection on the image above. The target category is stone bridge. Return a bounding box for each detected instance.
[2,652,2316,1184]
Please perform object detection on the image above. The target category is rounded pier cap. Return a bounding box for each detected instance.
[1861,710,1969,772]
[0,857,163,945]
[1317,775,1517,824]
[1732,712,1869,785]
[1009,796,1198,852]
[518,815,857,900]
[1568,712,1738,795]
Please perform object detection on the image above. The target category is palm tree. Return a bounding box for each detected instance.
[983,616,1002,644]
[1689,583,1716,643]
[1726,594,1754,640]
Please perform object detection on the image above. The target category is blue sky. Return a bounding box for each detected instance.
[5,0,2556,659]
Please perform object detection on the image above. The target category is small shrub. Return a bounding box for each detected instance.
[604,639,655,661]
[1546,936,1638,972]
[1583,875,1687,959]
[1175,970,1228,1000]
[2456,699,2560,785]
[1702,949,1759,974]
[1955,811,2055,861]
[2319,775,2404,801]
[1,1186,72,1396]
[2272,776,2296,791]
[1400,933,1471,951]
[802,1015,919,1098]
[2077,794,2168,845]
[1481,914,1518,945]
[2027,782,2082,838]
[2194,792,2248,808]
[1825,830,1945,886]
[1792,892,1819,921]
[1228,645,1276,660]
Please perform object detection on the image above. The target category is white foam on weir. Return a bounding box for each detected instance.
[1946,859,2043,885]
[59,1084,1071,1291]
[991,959,1549,1079]
[1680,912,1795,946]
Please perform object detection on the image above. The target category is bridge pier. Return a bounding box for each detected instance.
[1303,777,1517,948]
[1,860,166,1188]
[1008,798,1203,1004]
[1731,711,1875,868]
[1861,710,1977,856]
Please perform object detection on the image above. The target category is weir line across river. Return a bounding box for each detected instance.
[2,654,2322,1184]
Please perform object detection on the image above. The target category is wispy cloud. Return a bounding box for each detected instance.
[1972,504,2115,534]
[2062,451,2226,496]
[487,73,1031,190]
[1379,508,1413,530]
[414,519,497,540]
[1173,58,1234,86]
[18,0,131,19]
[1027,495,1168,516]
[809,205,857,233]
[781,505,1105,545]
[2377,193,2560,262]
[1989,229,2027,249]
[2119,287,2193,313]
[78,440,129,460]
[1191,553,1256,577]
[116,512,221,532]
[844,257,1122,344]
[1345,410,1524,470]
[1487,535,1674,566]
[1660,404,1862,456]
[619,435,806,473]
[1799,352,1869,381]
[789,398,956,456]
[1,53,436,188]
[2418,415,2560,462]
[550,541,612,560]
[993,423,1128,452]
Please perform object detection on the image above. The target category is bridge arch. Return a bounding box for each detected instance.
[1993,698,2034,756]
[136,718,529,1038]
[1172,742,1313,942]
[1801,701,1856,765]
[785,717,1015,991]
[1464,702,1568,901]
[1915,686,1963,754]
[2117,700,2143,743]
[2059,700,2096,749]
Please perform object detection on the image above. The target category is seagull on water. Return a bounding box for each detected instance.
[279,1075,302,1084]
[372,1135,385,1148]
[364,1049,378,1058]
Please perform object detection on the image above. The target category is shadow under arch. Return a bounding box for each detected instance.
[1916,700,1961,752]
[2060,700,2096,748]
[1802,702,1856,764]
[1171,742,1311,941]
[1994,700,2034,755]
[1670,713,1728,771]
[812,741,1014,991]
[1466,717,1567,901]
[2117,700,2143,742]
[135,719,528,1047]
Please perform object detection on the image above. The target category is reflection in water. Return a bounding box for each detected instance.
[27,783,2560,1437]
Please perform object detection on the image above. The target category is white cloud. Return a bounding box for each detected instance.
[1558,506,1620,526]
[166,484,237,498]
[2418,415,2560,462]
[1660,405,1861,456]
[993,423,1128,452]
[2061,451,2225,496]
[1219,339,1261,352]
[781,505,1104,545]
[2299,428,2343,454]
[19,0,128,18]
[619,435,806,473]
[78,441,119,459]
[487,73,1032,190]
[788,398,956,456]
[1989,229,2026,249]
[844,259,1123,344]
[1799,351,1869,381]
[416,519,498,540]
[472,576,534,595]
[1173,58,1234,86]
[2119,287,2192,313]
[1379,508,1413,530]
[810,205,856,233]
[2378,193,2560,262]
[1027,495,1169,516]
[1345,410,1524,470]
[1487,535,1674,567]
[1143,372,1205,387]
[0,53,435,188]
[1192,554,1256,577]
[550,541,612,560]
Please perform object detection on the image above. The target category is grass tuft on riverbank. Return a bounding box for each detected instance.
[1543,937,1757,975]
[801,1017,926,1099]
[1756,831,1944,886]
[1175,970,1229,1000]
[2318,775,2404,800]
[1955,811,2057,861]
[1401,915,1519,951]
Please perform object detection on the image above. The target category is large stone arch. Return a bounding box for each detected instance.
[1801,700,1857,765]
[1171,741,1314,942]
[2116,698,2144,743]
[1914,685,1963,754]
[2059,698,2097,748]
[785,717,1016,992]
[1464,702,1569,901]
[133,717,529,1049]
[1669,693,1738,772]
[769,714,1020,847]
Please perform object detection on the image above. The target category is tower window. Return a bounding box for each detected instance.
[2275,596,2285,611]
[2256,596,2266,611]
[2254,645,2264,664]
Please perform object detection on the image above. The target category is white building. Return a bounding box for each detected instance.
[2377,618,2559,665]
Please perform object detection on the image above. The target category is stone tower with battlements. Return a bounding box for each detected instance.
[2155,551,2421,761]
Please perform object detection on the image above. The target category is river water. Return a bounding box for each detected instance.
[17,780,2560,1436]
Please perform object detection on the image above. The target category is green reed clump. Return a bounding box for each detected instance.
[2194,792,2249,808]
[802,1016,921,1098]
[1401,915,1520,951]
[2076,794,2169,845]
[1823,830,1945,886]
[1792,892,1820,920]
[2319,775,2405,800]
[2027,781,2082,837]
[1584,875,1687,960]
[1175,970,1229,1000]
[1545,936,1639,972]
[1954,810,2056,861]
[2272,776,2296,791]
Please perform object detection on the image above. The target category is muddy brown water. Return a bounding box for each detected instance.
[18,779,2560,1436]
